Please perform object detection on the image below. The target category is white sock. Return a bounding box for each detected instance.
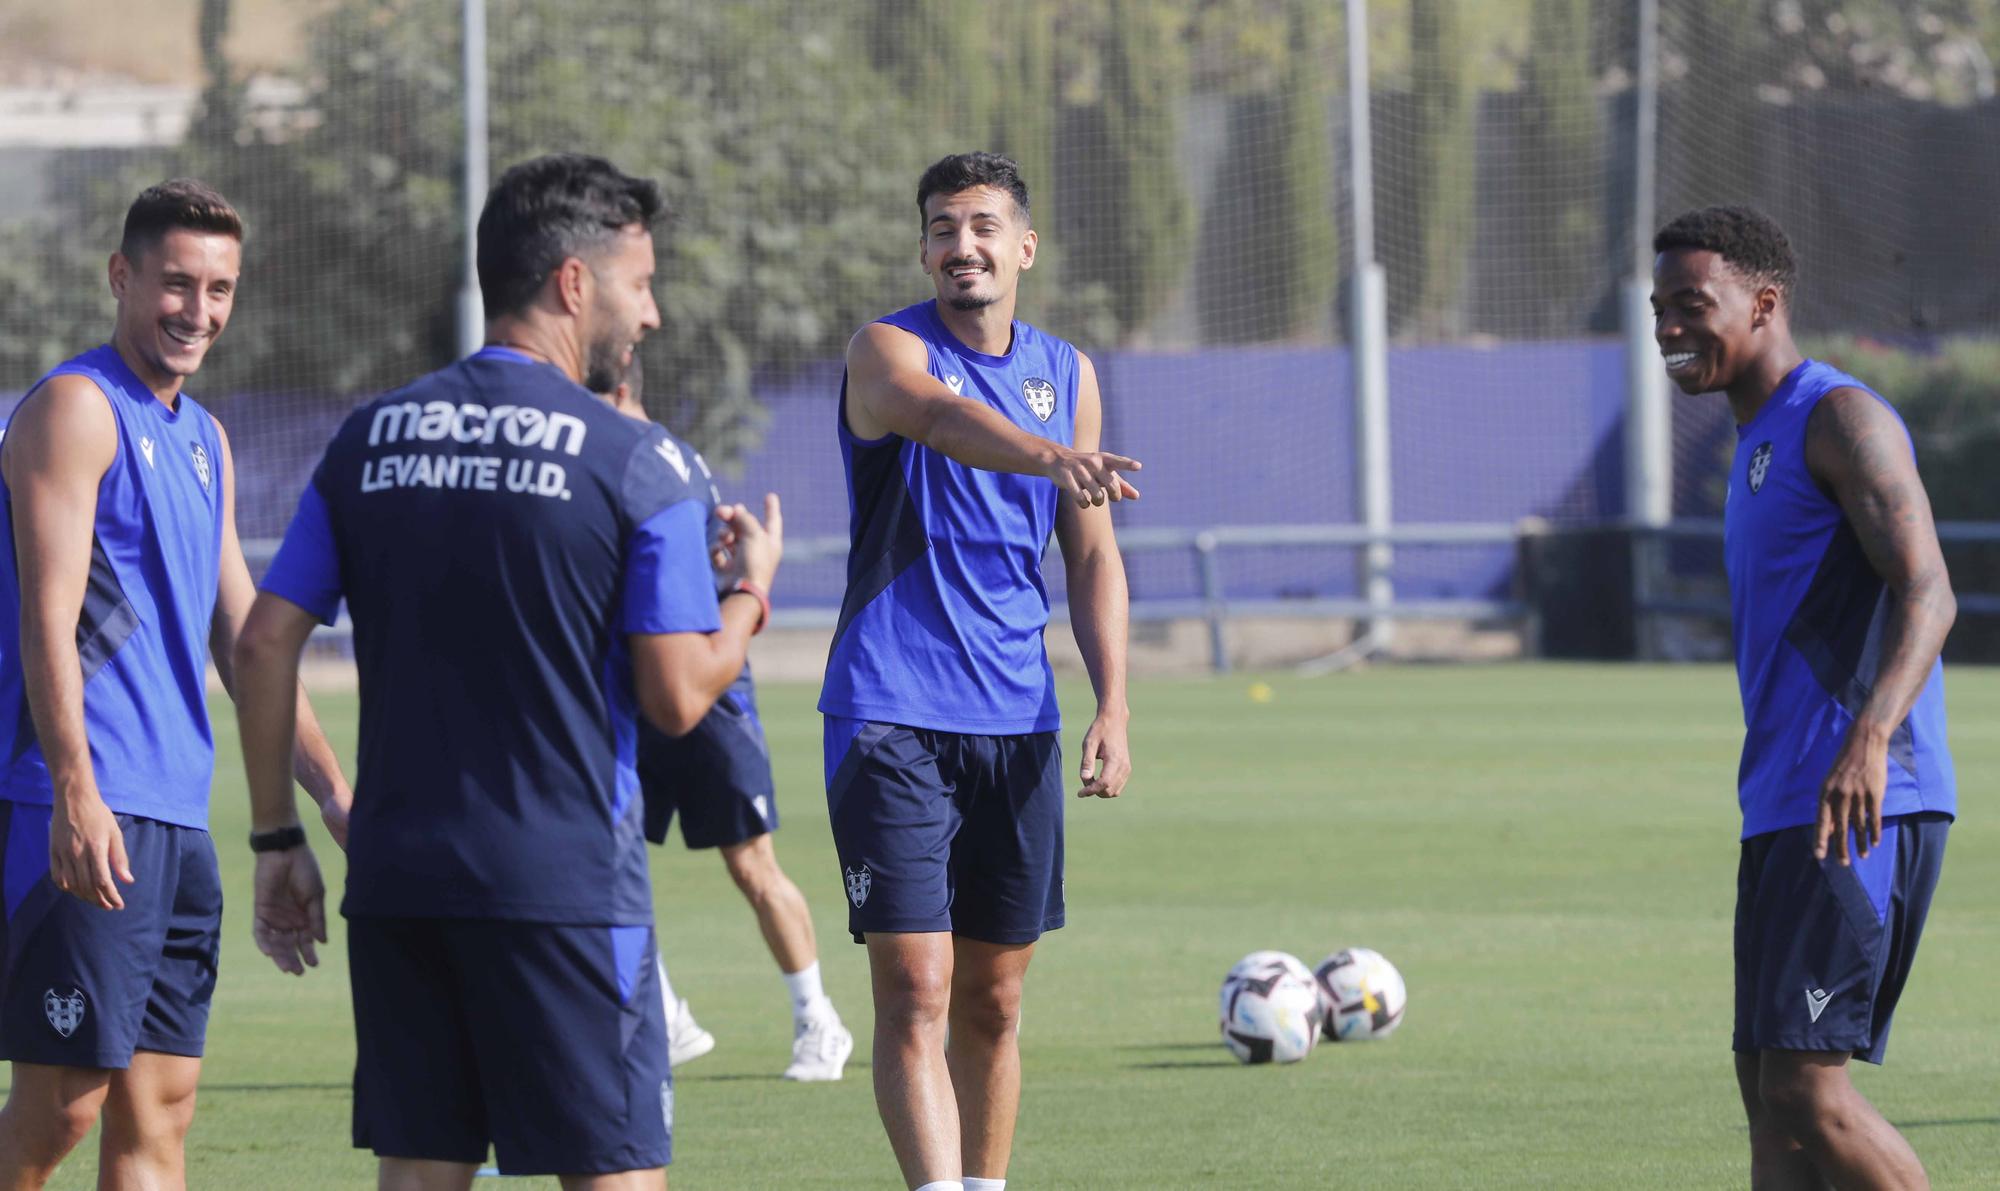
[656,955,679,1009]
[913,1183,963,1191]
[964,1179,1005,1191]
[783,961,826,1018]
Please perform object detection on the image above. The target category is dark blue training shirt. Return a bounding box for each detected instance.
[819,301,1078,735]
[1725,359,1955,838]
[262,347,720,925]
[0,345,225,830]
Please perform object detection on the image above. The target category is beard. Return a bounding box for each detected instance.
[583,328,630,395]
[946,291,998,312]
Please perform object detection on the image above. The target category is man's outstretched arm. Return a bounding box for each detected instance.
[844,322,1141,509]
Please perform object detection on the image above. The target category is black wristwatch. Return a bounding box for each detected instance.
[248,825,308,853]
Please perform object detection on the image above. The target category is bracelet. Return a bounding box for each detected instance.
[724,580,770,635]
[248,825,307,853]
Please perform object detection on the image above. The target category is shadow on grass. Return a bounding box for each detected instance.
[198,1082,348,1093]
[1128,1058,1241,1070]
[1114,1042,1217,1053]
[1893,1117,2000,1130]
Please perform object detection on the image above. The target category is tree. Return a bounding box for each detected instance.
[1517,0,1602,334]
[1059,0,1194,345]
[1194,0,1338,343]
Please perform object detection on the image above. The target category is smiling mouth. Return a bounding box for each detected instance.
[946,264,985,282]
[163,324,208,349]
[1662,349,1700,375]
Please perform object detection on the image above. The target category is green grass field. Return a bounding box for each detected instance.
[11,663,1998,1188]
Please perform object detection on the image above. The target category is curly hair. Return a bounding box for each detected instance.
[1653,206,1797,304]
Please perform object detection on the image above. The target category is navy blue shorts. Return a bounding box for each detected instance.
[0,802,219,1068]
[1734,812,1949,1064]
[348,917,671,1176]
[823,717,1064,946]
[640,671,777,850]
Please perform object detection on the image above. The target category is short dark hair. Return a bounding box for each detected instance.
[1653,206,1796,304]
[119,178,242,261]
[916,152,1030,222]
[477,154,665,317]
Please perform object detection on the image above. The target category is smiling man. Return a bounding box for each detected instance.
[0,179,352,1190]
[823,152,1138,1191]
[1653,205,1957,1190]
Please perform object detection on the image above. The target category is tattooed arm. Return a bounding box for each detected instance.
[1803,387,1957,864]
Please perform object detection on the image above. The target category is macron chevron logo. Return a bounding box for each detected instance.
[1805,986,1833,1023]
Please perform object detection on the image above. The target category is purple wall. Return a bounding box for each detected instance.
[9,339,1636,609]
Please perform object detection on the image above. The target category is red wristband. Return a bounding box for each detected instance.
[725,580,770,635]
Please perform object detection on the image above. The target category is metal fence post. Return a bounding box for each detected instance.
[1196,532,1228,674]
[457,0,489,358]
[1346,0,1394,651]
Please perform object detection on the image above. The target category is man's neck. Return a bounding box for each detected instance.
[1726,335,1806,427]
[484,313,585,383]
[109,330,185,411]
[932,297,1016,357]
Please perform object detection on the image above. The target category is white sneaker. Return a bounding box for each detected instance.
[782,1008,853,1081]
[666,997,715,1068]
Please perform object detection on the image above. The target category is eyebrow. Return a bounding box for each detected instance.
[927,210,1006,227]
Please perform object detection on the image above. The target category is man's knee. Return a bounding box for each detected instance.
[721,834,781,899]
[1758,1056,1853,1140]
[1,1067,112,1167]
[871,945,952,1034]
[950,970,1024,1045]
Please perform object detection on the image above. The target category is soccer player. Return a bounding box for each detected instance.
[596,359,854,1081]
[232,154,781,1189]
[1652,206,1956,1189]
[823,152,1137,1191]
[0,179,352,1190]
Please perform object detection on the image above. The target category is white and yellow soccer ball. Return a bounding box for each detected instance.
[1312,947,1407,1041]
[1219,951,1321,1065]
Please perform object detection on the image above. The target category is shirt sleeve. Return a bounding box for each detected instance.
[260,482,344,625]
[620,498,723,635]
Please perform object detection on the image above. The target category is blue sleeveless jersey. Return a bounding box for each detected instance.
[260,348,720,925]
[819,301,1078,735]
[1725,359,1955,838]
[0,346,225,829]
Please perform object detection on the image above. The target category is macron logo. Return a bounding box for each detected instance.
[945,375,964,394]
[1805,987,1833,1023]
[654,437,691,483]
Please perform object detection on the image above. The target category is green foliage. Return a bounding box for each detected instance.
[1392,0,1478,337]
[1517,0,1603,331]
[1060,0,1194,345]
[1195,0,1339,344]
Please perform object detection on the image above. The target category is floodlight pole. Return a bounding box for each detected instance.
[456,0,489,358]
[1623,0,1669,656]
[1348,0,1394,653]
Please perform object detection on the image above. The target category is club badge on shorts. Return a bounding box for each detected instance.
[845,865,872,908]
[44,988,85,1038]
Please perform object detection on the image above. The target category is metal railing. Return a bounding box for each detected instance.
[251,521,1531,674]
[1635,520,2000,620]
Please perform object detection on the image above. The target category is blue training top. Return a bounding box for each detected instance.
[261,347,720,925]
[819,300,1078,735]
[1725,358,1956,838]
[0,345,225,830]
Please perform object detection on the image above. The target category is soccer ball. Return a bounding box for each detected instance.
[1219,953,1321,1065]
[1225,949,1314,986]
[1312,947,1406,1041]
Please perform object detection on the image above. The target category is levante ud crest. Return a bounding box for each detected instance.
[45,988,85,1038]
[1748,441,1773,493]
[1021,377,1056,423]
[845,865,871,907]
